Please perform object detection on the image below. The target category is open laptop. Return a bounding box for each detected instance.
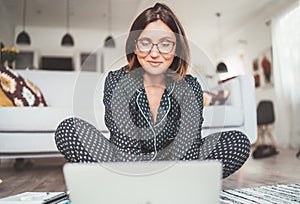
[63,160,221,204]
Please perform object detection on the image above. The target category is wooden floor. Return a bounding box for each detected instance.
[0,147,300,198]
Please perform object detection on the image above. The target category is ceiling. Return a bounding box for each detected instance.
[1,0,297,45]
[2,0,141,30]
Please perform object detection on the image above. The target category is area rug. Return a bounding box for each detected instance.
[220,183,300,204]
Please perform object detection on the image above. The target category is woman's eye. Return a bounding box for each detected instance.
[140,40,151,47]
[160,41,172,47]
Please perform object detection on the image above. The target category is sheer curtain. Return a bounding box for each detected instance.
[272,1,300,147]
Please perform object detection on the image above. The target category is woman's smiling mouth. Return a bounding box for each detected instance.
[148,61,163,67]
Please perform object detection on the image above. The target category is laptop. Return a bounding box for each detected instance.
[63,160,221,204]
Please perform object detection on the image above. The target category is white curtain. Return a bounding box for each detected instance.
[272,1,300,147]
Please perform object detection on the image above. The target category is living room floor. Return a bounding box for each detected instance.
[0,147,300,198]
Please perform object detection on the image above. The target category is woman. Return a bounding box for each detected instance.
[55,3,250,178]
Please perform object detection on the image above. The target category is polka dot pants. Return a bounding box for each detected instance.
[55,117,250,178]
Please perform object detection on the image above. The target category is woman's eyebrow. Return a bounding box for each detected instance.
[139,36,175,41]
[159,36,175,41]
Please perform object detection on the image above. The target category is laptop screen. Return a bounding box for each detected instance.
[63,160,221,204]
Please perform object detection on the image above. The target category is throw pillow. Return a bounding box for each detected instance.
[0,88,14,106]
[203,90,230,106]
[0,64,47,106]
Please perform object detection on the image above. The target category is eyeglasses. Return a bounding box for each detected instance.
[136,39,175,54]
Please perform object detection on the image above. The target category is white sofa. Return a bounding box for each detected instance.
[0,69,257,158]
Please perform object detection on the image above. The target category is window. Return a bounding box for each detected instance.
[40,56,74,71]
[15,51,34,69]
[80,52,97,72]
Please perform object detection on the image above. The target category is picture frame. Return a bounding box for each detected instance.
[253,46,273,88]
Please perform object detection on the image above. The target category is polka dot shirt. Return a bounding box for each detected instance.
[103,66,204,161]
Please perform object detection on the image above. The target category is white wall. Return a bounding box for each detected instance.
[216,3,294,147]
[0,3,16,46]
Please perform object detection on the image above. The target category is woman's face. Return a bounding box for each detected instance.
[134,20,176,76]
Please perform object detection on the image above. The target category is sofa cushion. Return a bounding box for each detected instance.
[0,107,108,132]
[202,105,244,128]
[0,107,72,131]
[0,64,47,106]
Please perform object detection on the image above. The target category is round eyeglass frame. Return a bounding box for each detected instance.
[135,39,176,54]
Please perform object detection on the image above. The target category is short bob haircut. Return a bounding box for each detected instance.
[125,3,190,79]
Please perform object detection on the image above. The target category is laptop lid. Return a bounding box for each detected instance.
[63,160,221,204]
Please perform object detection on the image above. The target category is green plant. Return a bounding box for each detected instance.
[1,47,19,67]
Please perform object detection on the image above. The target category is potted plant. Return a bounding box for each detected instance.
[1,47,19,69]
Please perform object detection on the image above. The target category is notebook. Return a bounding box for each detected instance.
[63,160,221,204]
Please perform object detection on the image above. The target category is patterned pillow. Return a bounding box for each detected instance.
[0,64,47,106]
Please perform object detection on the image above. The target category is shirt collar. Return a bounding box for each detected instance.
[129,68,176,126]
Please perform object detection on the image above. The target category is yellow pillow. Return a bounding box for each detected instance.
[0,88,13,106]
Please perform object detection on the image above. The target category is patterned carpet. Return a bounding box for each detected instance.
[220,183,300,204]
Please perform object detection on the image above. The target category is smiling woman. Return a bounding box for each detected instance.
[54,3,250,179]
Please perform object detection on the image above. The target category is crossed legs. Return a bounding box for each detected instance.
[55,117,250,178]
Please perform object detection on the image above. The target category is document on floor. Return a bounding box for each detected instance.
[0,192,69,204]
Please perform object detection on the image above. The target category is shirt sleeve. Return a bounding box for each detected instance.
[170,75,204,160]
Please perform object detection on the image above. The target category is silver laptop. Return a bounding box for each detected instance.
[63,160,221,204]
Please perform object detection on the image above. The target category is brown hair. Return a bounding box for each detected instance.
[125,3,190,78]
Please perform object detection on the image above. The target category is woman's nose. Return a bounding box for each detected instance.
[150,45,160,57]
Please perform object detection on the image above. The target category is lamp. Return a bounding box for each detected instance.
[16,0,31,45]
[216,62,228,73]
[215,12,227,73]
[61,0,74,46]
[104,0,115,47]
[104,35,115,48]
